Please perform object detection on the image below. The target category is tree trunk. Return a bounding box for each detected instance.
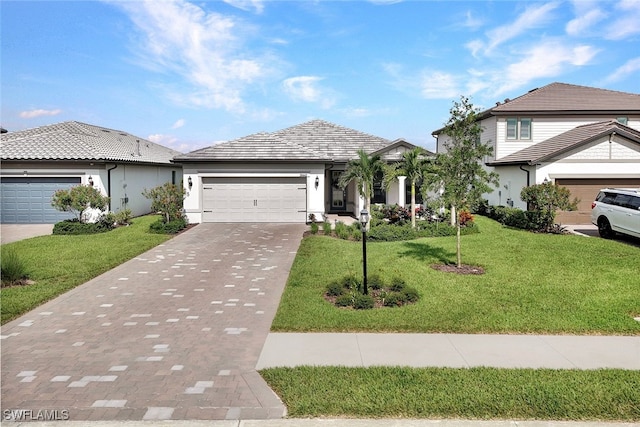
[456,221,462,268]
[411,182,416,229]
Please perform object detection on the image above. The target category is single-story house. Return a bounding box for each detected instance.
[0,121,183,224]
[433,82,640,224]
[174,119,430,223]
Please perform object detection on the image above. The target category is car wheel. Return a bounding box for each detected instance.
[598,218,615,239]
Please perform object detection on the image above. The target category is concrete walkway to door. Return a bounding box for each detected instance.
[1,223,306,421]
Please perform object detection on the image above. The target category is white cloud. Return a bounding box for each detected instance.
[496,41,599,95]
[606,0,640,40]
[566,7,606,36]
[171,119,186,129]
[605,57,640,83]
[148,133,205,154]
[109,0,272,112]
[483,2,559,54]
[19,109,62,119]
[463,10,483,30]
[222,0,264,13]
[282,76,337,109]
[419,71,461,99]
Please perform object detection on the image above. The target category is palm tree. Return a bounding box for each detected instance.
[384,147,432,228]
[338,149,384,231]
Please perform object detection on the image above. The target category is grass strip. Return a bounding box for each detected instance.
[1,215,172,324]
[261,366,640,421]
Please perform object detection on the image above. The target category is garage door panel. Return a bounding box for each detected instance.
[556,178,640,224]
[202,178,307,223]
[1,177,81,224]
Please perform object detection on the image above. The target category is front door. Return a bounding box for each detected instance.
[330,171,346,211]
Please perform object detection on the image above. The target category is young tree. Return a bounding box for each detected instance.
[142,182,186,223]
[384,147,433,228]
[520,181,578,231]
[338,149,384,230]
[433,96,499,267]
[51,185,110,223]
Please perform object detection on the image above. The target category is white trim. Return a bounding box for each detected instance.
[198,173,308,178]
[549,173,640,179]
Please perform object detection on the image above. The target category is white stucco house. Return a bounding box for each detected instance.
[174,119,430,224]
[433,82,640,224]
[0,121,183,223]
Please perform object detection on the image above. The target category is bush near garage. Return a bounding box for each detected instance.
[324,274,420,309]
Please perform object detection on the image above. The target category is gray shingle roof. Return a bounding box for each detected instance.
[491,82,640,114]
[488,120,640,165]
[0,121,181,164]
[174,119,397,162]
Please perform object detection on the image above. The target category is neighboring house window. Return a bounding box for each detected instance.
[617,117,628,125]
[506,118,531,140]
[172,171,176,185]
[405,181,424,205]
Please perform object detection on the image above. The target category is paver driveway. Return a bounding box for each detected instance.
[1,223,306,422]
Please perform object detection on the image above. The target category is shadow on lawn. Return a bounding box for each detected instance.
[399,241,454,264]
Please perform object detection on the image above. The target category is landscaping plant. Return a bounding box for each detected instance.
[143,182,187,233]
[428,96,499,267]
[51,184,110,223]
[520,181,579,231]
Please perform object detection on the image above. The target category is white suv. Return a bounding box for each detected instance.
[591,188,640,239]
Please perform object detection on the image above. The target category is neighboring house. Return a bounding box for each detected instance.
[174,119,429,223]
[433,82,640,224]
[0,121,183,224]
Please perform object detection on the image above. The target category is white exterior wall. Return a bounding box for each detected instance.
[485,165,530,210]
[182,162,325,224]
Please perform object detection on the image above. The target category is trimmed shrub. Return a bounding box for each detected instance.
[326,281,345,297]
[322,221,332,235]
[335,221,350,240]
[310,222,319,234]
[402,287,420,303]
[335,294,353,307]
[53,219,112,235]
[353,294,375,310]
[389,277,406,292]
[149,217,188,234]
[341,275,361,293]
[383,292,407,307]
[367,274,384,290]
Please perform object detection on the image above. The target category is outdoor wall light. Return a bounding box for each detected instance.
[188,176,193,189]
[315,176,319,189]
[88,176,94,186]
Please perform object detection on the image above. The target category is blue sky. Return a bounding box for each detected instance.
[2,0,639,153]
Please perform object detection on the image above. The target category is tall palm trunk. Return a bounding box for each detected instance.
[410,182,416,229]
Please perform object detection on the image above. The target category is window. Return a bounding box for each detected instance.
[372,172,386,204]
[617,117,628,125]
[506,118,531,140]
[171,171,176,185]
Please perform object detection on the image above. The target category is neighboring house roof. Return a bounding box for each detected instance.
[488,121,640,166]
[0,121,181,164]
[432,82,640,135]
[175,119,418,163]
[491,82,640,114]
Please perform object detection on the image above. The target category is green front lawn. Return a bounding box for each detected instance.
[261,366,640,421]
[272,216,640,334]
[1,215,173,324]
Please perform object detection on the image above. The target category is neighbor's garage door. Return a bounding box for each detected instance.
[1,177,81,224]
[555,178,640,224]
[202,177,307,223]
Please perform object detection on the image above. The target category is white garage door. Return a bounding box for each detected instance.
[1,177,81,224]
[202,177,307,223]
[555,178,640,224]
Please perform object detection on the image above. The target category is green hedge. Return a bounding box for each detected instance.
[367,222,478,242]
[53,219,112,235]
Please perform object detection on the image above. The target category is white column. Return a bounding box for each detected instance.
[397,176,406,207]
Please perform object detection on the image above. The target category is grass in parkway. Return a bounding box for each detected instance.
[272,216,640,334]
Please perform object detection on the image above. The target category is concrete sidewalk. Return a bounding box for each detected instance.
[257,333,640,370]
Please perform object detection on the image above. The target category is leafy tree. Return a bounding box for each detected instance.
[338,149,384,230]
[431,96,499,267]
[51,185,110,223]
[142,182,186,223]
[520,181,578,231]
[383,147,433,228]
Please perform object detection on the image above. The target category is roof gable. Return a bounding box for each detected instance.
[488,120,640,165]
[175,119,396,162]
[0,121,182,164]
[491,82,640,114]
